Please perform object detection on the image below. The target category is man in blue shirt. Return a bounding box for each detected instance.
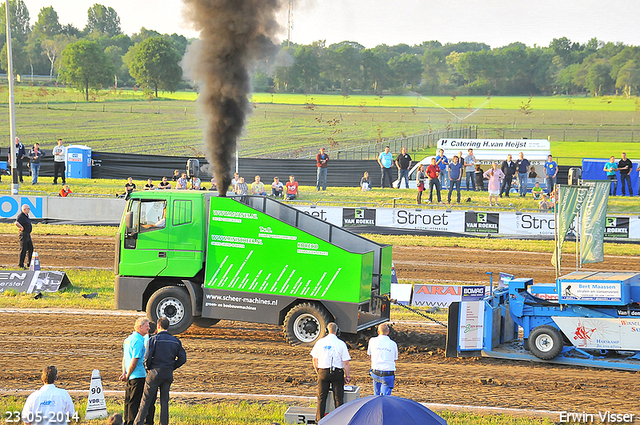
[515,152,530,197]
[435,148,449,190]
[134,317,187,425]
[447,155,463,203]
[120,317,154,425]
[603,155,618,196]
[378,146,394,188]
[544,155,558,195]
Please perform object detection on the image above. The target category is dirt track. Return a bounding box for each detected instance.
[1,234,639,415]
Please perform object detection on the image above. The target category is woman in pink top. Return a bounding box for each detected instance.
[483,163,505,206]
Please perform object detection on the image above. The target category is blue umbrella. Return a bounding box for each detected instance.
[318,395,447,425]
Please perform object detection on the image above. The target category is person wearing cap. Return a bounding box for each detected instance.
[368,323,398,395]
[316,147,329,191]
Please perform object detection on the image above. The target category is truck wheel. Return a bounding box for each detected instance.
[529,325,563,360]
[283,303,332,346]
[147,286,193,334]
[194,317,221,328]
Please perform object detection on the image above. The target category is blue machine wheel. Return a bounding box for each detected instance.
[529,325,564,360]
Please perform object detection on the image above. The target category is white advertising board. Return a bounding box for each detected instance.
[458,301,485,350]
[293,206,342,226]
[376,208,464,232]
[553,317,640,350]
[560,281,622,302]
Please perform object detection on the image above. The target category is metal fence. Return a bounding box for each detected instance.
[479,127,640,143]
[301,126,478,160]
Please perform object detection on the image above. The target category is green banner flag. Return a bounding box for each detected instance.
[551,185,588,268]
[580,181,610,264]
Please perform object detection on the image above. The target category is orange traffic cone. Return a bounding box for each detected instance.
[29,252,41,271]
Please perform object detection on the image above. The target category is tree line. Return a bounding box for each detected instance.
[263,38,640,98]
[0,0,185,99]
[1,0,639,100]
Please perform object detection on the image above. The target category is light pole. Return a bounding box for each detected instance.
[5,0,19,195]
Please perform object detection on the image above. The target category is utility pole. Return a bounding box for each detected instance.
[6,0,19,195]
[286,0,293,47]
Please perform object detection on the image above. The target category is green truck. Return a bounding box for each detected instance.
[115,191,392,345]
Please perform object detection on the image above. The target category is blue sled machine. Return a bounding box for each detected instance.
[446,271,640,371]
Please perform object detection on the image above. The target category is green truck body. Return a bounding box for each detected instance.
[115,191,391,345]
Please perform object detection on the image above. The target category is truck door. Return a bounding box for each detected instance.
[120,199,169,276]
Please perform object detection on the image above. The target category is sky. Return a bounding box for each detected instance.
[21,0,640,49]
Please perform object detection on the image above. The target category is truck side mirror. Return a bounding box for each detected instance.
[125,211,135,234]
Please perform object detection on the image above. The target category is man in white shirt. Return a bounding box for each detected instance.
[367,323,398,396]
[52,139,66,185]
[22,366,76,425]
[310,322,351,423]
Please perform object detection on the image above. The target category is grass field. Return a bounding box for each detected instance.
[0,85,639,160]
[0,395,557,425]
[2,177,638,213]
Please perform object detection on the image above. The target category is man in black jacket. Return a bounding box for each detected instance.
[500,154,517,198]
[14,205,33,269]
[618,152,633,196]
[133,317,187,425]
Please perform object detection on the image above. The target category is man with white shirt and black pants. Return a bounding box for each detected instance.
[368,323,398,396]
[310,322,351,423]
[52,139,66,185]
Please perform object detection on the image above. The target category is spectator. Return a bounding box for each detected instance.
[515,151,530,197]
[426,157,441,204]
[231,172,240,191]
[435,148,448,190]
[544,154,558,195]
[210,177,217,191]
[367,323,398,396]
[475,164,485,191]
[125,177,136,198]
[271,176,283,197]
[251,175,267,196]
[15,204,33,269]
[500,154,516,198]
[285,175,298,200]
[378,146,394,188]
[171,170,180,181]
[189,175,201,190]
[447,155,463,204]
[395,147,412,189]
[529,165,538,184]
[549,188,557,209]
[618,153,633,196]
[539,193,551,211]
[416,164,426,204]
[13,137,25,183]
[176,173,188,190]
[52,138,66,185]
[464,148,477,191]
[360,171,371,191]
[59,184,72,197]
[235,177,248,195]
[158,177,171,190]
[316,148,329,191]
[603,155,618,196]
[532,182,543,200]
[22,366,75,425]
[144,179,155,190]
[28,143,46,185]
[483,163,505,207]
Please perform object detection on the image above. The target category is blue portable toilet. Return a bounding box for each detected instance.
[66,145,92,179]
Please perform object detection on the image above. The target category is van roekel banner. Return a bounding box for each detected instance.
[0,271,71,294]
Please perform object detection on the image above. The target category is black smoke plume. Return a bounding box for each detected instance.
[183,0,283,196]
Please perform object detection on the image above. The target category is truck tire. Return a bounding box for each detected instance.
[147,286,193,334]
[283,303,333,346]
[528,325,564,360]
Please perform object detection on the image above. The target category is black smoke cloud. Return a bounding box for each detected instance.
[182,0,283,196]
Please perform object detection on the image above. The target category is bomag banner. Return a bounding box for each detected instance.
[464,212,499,233]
